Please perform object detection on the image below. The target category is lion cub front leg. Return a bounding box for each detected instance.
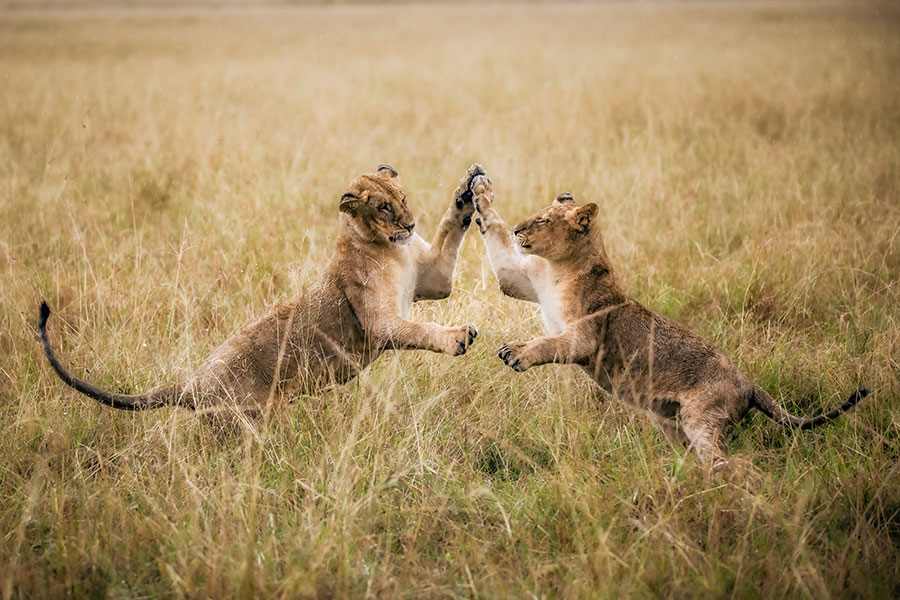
[370,317,478,357]
[498,337,568,372]
[498,324,597,372]
[413,166,479,300]
[469,170,541,303]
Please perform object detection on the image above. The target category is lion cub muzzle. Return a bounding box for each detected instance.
[390,221,416,245]
[512,225,531,251]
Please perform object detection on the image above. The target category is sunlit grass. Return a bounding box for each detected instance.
[1,2,899,597]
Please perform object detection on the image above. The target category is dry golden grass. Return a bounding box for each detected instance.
[1,2,899,597]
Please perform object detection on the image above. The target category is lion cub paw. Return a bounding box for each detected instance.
[470,172,492,196]
[452,166,481,229]
[470,174,494,219]
[464,162,486,189]
[446,324,478,356]
[453,163,484,209]
[498,341,531,372]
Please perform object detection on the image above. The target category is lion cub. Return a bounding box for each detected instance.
[40,164,480,412]
[469,167,867,464]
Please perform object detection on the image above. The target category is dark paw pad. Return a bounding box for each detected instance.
[498,343,526,371]
[455,189,474,210]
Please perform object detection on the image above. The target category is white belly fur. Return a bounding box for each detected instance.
[538,286,565,335]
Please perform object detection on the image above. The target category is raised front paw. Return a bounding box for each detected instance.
[446,323,478,356]
[453,164,485,210]
[452,167,481,229]
[470,174,494,216]
[498,341,531,372]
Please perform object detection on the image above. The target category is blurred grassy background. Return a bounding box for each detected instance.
[1,1,899,597]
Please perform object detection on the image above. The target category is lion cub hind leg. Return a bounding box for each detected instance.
[675,393,734,466]
[649,413,689,447]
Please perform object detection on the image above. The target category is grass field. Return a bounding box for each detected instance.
[1,1,899,597]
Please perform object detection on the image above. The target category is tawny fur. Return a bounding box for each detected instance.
[40,164,481,412]
[469,167,867,465]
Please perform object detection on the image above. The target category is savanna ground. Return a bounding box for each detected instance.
[1,1,899,597]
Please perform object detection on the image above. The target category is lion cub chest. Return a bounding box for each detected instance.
[391,248,418,318]
[535,273,567,335]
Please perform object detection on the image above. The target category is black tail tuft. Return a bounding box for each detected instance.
[39,300,50,329]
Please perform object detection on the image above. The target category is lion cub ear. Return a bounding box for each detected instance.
[340,192,362,214]
[376,164,402,187]
[555,192,575,205]
[377,164,399,178]
[572,203,599,232]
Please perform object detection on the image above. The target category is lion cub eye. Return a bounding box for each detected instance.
[535,219,548,226]
[378,203,393,215]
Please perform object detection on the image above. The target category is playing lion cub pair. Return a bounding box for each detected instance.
[40,164,867,465]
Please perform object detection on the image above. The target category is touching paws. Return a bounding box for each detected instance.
[498,341,531,372]
[447,324,478,356]
[454,163,484,210]
[464,162,486,190]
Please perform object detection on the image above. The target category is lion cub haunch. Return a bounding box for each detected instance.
[470,170,868,465]
[40,164,482,412]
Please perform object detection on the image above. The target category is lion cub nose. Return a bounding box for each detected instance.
[403,222,415,232]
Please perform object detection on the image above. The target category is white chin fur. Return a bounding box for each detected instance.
[393,234,413,246]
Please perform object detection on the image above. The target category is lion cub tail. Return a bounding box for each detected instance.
[38,301,188,411]
[750,384,868,430]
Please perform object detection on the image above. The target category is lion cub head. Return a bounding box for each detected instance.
[512,193,600,261]
[340,165,417,245]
